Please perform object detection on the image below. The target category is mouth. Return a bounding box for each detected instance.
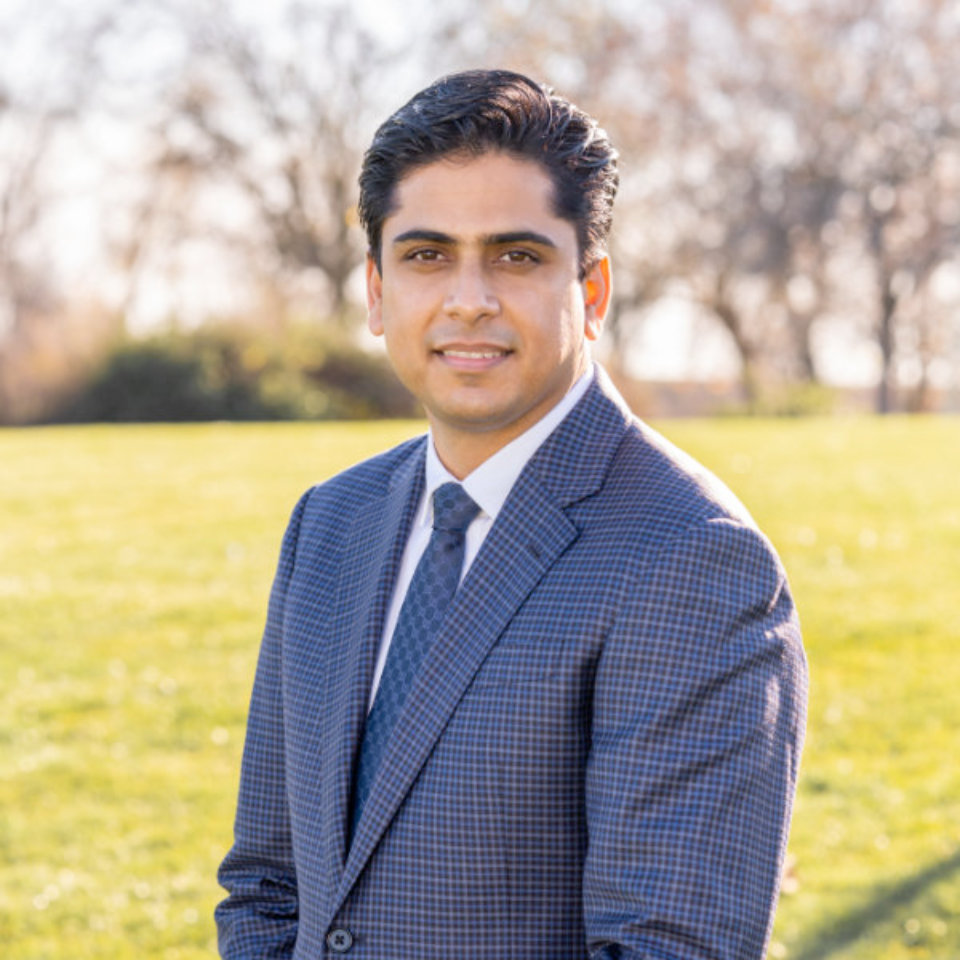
[431,343,513,372]
[436,348,510,360]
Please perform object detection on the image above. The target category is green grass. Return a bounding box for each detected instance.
[2,415,958,958]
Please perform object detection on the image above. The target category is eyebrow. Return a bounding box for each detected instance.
[391,229,558,249]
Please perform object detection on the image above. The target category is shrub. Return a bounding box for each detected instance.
[48,326,419,423]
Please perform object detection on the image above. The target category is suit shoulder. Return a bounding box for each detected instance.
[607,418,758,534]
[298,433,425,519]
[592,421,796,638]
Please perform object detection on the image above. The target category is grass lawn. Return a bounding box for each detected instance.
[2,415,958,958]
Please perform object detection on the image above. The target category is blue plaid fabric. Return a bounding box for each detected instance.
[216,367,808,960]
[351,483,479,834]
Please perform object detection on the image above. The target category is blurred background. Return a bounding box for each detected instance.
[3,0,959,424]
[4,3,960,959]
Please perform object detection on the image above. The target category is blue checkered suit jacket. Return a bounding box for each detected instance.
[216,368,807,959]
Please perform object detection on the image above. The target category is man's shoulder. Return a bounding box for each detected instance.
[299,433,426,518]
[577,418,789,601]
[536,369,758,539]
[605,417,759,535]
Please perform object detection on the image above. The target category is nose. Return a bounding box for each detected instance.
[443,259,499,322]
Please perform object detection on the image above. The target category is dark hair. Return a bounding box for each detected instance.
[358,69,619,277]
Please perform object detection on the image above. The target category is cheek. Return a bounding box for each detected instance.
[528,298,583,350]
[381,320,426,386]
[381,283,433,328]
[383,324,413,361]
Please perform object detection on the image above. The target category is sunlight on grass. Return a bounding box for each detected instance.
[2,415,958,958]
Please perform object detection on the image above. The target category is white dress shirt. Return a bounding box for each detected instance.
[367,369,594,706]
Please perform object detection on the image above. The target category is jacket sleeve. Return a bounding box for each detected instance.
[215,491,310,959]
[584,517,808,960]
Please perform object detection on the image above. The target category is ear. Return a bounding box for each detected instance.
[366,254,384,336]
[581,255,611,342]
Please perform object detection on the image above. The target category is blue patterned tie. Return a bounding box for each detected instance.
[351,482,480,834]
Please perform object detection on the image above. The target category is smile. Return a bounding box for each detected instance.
[438,349,509,359]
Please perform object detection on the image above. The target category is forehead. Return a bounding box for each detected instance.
[383,151,571,241]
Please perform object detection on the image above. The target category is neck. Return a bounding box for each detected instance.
[430,429,506,480]
[429,365,592,478]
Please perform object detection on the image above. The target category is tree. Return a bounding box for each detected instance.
[0,4,113,421]
[136,0,406,327]
[653,0,960,411]
[424,0,960,410]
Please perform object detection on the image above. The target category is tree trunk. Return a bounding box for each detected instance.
[877,275,897,414]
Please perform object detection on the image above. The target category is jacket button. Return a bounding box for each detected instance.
[326,928,354,953]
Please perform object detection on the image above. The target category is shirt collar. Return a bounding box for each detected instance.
[421,367,594,528]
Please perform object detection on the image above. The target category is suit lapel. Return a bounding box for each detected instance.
[338,478,578,897]
[336,369,634,901]
[316,444,425,884]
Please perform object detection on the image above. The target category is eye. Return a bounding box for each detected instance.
[499,249,540,265]
[403,247,446,263]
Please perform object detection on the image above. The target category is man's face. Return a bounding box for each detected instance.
[367,150,610,475]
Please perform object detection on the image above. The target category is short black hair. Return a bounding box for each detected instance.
[358,69,619,278]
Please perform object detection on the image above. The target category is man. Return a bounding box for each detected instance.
[216,69,807,959]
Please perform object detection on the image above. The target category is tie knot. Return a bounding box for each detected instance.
[432,483,480,534]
